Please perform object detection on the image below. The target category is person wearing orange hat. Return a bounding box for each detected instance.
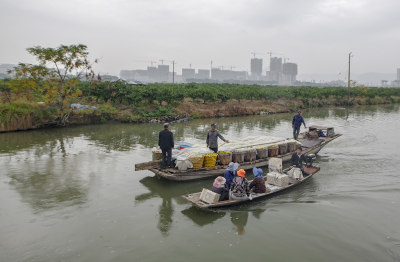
[229,169,251,200]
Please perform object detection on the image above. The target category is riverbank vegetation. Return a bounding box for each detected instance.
[1,44,400,132]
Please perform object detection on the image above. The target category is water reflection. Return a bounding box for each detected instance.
[135,176,207,236]
[231,211,248,235]
[9,171,88,212]
[158,198,173,236]
[181,206,226,226]
[181,207,267,235]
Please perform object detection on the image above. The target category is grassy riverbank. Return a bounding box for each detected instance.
[1,81,400,131]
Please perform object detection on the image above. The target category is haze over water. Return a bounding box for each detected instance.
[1,105,400,261]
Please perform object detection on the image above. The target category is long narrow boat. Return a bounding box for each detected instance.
[135,126,340,181]
[182,165,320,209]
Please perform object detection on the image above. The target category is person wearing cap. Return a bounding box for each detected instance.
[249,167,267,193]
[206,123,229,153]
[229,169,251,200]
[292,110,307,140]
[211,176,229,201]
[224,162,239,189]
[158,123,174,169]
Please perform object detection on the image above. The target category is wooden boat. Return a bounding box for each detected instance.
[182,165,320,209]
[135,126,340,182]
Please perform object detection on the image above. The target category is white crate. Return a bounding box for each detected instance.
[199,188,220,204]
[268,158,282,173]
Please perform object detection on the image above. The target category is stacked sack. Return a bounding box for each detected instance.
[266,172,289,187]
[204,153,218,167]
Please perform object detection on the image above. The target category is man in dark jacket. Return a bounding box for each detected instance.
[206,123,229,153]
[158,123,174,169]
[292,110,307,139]
[290,147,306,169]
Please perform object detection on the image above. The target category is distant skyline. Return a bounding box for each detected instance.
[1,0,399,83]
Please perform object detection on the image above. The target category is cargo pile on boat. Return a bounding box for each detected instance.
[152,135,300,170]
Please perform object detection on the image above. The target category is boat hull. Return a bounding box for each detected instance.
[149,134,341,182]
[182,166,320,208]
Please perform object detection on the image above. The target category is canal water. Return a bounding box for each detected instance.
[0,105,399,262]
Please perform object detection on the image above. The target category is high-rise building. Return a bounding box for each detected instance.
[182,68,195,80]
[269,57,282,82]
[211,68,222,81]
[157,65,169,82]
[147,66,157,81]
[250,58,263,76]
[397,68,400,81]
[281,63,298,85]
[197,69,210,79]
[120,70,135,80]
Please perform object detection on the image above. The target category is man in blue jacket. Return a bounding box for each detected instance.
[292,110,307,140]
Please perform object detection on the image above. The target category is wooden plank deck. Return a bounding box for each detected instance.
[147,134,340,181]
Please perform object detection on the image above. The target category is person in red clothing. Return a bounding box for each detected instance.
[249,167,267,193]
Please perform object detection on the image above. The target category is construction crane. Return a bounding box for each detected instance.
[251,52,268,59]
[267,51,284,59]
[159,59,177,83]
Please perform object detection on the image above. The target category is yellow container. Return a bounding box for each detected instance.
[190,156,205,169]
[152,151,163,161]
[204,153,218,167]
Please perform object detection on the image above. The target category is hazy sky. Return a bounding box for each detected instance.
[1,0,399,79]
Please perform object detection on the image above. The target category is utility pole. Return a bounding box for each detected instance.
[348,52,352,103]
[172,60,175,84]
[210,60,213,79]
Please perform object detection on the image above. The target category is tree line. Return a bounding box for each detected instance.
[78,81,400,106]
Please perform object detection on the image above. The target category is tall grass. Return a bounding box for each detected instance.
[0,101,37,126]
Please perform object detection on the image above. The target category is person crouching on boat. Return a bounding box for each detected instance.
[229,169,251,200]
[206,123,229,153]
[292,110,307,140]
[249,167,267,194]
[289,147,306,180]
[212,176,229,201]
[224,162,239,189]
[158,123,174,169]
[290,147,306,170]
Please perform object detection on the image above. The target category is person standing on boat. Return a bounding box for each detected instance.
[224,162,239,189]
[158,123,174,169]
[206,123,229,153]
[292,110,307,140]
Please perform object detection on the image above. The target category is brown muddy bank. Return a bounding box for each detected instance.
[0,97,397,133]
